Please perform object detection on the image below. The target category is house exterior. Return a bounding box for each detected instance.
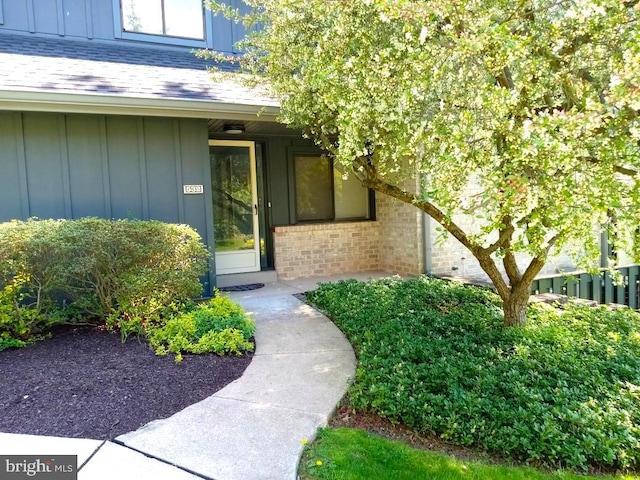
[0,0,585,295]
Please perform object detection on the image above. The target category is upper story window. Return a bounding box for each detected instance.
[121,0,205,40]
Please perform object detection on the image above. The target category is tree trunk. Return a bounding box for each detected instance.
[359,172,547,327]
[502,287,530,327]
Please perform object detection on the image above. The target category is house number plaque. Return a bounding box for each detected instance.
[183,185,204,194]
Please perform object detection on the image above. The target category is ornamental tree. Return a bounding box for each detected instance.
[209,0,640,326]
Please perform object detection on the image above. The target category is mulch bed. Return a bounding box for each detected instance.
[0,325,252,440]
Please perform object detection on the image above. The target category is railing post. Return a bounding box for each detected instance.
[630,266,639,310]
[617,267,628,306]
[531,265,639,309]
[604,271,614,304]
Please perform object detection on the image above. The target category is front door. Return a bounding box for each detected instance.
[209,140,260,275]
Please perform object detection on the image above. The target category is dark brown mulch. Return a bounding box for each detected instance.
[0,326,253,440]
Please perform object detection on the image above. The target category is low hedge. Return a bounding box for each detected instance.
[0,218,209,349]
[307,276,640,470]
[148,293,255,362]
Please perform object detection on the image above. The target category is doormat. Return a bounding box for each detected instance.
[219,283,265,292]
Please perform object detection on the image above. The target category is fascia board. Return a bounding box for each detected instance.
[0,89,280,121]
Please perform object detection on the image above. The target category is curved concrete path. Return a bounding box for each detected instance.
[116,286,355,479]
[0,273,379,480]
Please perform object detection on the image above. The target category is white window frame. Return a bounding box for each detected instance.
[112,0,214,48]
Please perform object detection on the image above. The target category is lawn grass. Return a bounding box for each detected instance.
[299,428,640,480]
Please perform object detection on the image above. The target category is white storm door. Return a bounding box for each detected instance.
[209,140,260,275]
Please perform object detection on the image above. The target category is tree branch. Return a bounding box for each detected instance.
[497,67,515,90]
[583,157,638,177]
[521,234,560,286]
[503,249,522,285]
[356,158,511,299]
[485,222,515,255]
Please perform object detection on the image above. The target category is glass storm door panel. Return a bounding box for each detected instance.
[210,140,260,275]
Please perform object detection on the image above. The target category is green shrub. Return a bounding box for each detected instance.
[0,218,209,346]
[307,276,640,470]
[148,293,255,361]
[54,218,209,321]
[0,219,70,343]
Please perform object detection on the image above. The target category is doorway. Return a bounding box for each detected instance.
[209,140,260,275]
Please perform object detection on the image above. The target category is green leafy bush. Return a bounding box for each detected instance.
[54,218,209,321]
[148,293,255,361]
[0,219,70,344]
[0,273,60,351]
[307,276,640,470]
[0,218,209,346]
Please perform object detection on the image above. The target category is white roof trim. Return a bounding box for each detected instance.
[0,89,280,121]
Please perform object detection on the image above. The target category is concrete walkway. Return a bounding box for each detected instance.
[0,273,387,479]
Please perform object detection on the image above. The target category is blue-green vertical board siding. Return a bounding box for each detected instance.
[266,136,318,226]
[2,112,209,224]
[0,113,24,220]
[0,0,29,31]
[65,114,106,217]
[62,0,88,37]
[33,0,57,34]
[56,0,65,35]
[22,114,67,219]
[172,120,186,223]
[180,119,210,241]
[230,0,250,54]
[185,118,215,294]
[210,2,234,52]
[25,0,34,31]
[87,0,111,39]
[144,117,179,222]
[1,0,249,53]
[1,110,211,290]
[266,138,290,226]
[105,116,143,219]
[552,277,564,295]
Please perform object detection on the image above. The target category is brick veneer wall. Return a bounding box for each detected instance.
[273,221,380,280]
[428,216,578,281]
[273,176,426,280]
[272,177,587,282]
[376,191,424,276]
[273,181,426,280]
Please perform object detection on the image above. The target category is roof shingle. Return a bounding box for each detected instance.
[0,32,276,107]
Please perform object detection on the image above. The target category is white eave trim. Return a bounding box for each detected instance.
[0,89,280,121]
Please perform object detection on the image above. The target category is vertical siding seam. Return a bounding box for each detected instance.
[138,118,149,220]
[174,119,186,223]
[14,113,30,219]
[202,132,216,293]
[0,0,4,25]
[58,115,73,218]
[99,116,112,218]
[85,0,93,39]
[56,0,65,36]
[111,0,122,39]
[26,0,35,32]
[204,10,214,48]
